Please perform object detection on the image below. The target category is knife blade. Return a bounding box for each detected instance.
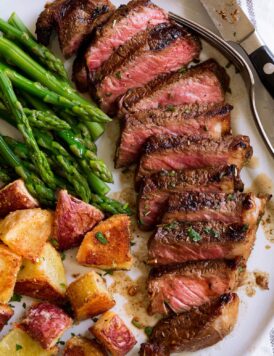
[200,0,274,98]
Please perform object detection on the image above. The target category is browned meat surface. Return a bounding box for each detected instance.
[135,134,252,185]
[148,216,265,266]
[86,0,168,74]
[116,103,232,168]
[72,49,89,92]
[120,59,229,115]
[140,293,239,354]
[36,0,115,58]
[162,192,269,226]
[138,165,243,230]
[147,259,241,315]
[95,22,201,113]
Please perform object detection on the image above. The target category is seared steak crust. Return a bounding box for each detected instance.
[163,192,269,225]
[86,0,168,72]
[147,259,241,315]
[72,49,89,92]
[137,165,243,230]
[141,293,239,353]
[115,103,232,168]
[120,59,229,114]
[36,0,115,58]
[96,22,201,113]
[136,134,252,184]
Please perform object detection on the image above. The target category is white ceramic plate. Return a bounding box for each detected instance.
[0,1,273,355]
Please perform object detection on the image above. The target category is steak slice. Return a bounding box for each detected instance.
[86,0,168,73]
[135,134,252,185]
[96,22,201,113]
[116,103,232,168]
[138,165,243,230]
[140,293,239,354]
[120,59,229,115]
[148,199,267,267]
[162,192,269,226]
[147,259,241,315]
[36,0,115,58]
[72,49,89,93]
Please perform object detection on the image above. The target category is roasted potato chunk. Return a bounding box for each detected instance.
[66,271,115,320]
[64,336,106,356]
[0,243,21,303]
[91,311,137,356]
[0,208,53,262]
[0,328,58,355]
[77,214,132,270]
[53,190,104,250]
[19,302,72,350]
[0,179,39,218]
[0,303,14,331]
[15,242,67,303]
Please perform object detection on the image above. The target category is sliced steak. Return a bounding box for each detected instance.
[147,259,241,315]
[96,22,201,113]
[138,165,243,230]
[72,49,89,92]
[162,192,269,226]
[36,0,115,58]
[148,207,267,267]
[140,293,239,354]
[86,0,168,73]
[120,59,229,115]
[116,103,232,168]
[136,134,252,185]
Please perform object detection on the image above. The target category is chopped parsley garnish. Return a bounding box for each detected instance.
[16,344,22,351]
[60,251,66,261]
[130,241,136,247]
[10,294,22,302]
[144,326,153,337]
[95,232,108,245]
[166,104,175,112]
[242,224,249,232]
[238,266,244,273]
[179,66,187,74]
[204,227,220,238]
[164,221,178,231]
[71,333,76,337]
[131,317,144,329]
[115,71,122,79]
[104,269,114,276]
[187,227,202,242]
[50,238,59,248]
[57,340,65,345]
[227,193,236,201]
[60,283,66,289]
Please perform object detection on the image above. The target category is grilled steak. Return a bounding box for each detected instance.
[36,0,115,58]
[136,134,252,185]
[138,165,243,230]
[148,220,264,266]
[120,59,229,115]
[140,293,239,354]
[72,49,89,92]
[116,103,232,168]
[162,192,269,225]
[96,22,201,113]
[86,0,168,73]
[147,259,241,315]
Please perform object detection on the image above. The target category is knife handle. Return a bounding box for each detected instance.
[249,45,274,98]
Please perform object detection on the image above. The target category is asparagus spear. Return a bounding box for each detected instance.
[0,18,68,80]
[0,135,55,205]
[8,12,35,40]
[0,37,110,123]
[0,163,15,184]
[0,70,56,189]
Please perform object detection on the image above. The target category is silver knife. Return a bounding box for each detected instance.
[200,0,274,98]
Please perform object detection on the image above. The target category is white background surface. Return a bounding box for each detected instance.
[0,1,273,355]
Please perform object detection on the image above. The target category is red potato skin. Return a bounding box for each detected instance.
[19,302,72,349]
[0,180,38,218]
[53,190,104,250]
[91,314,137,356]
[0,304,14,331]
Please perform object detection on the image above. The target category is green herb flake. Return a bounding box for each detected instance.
[95,232,109,245]
[166,104,175,112]
[57,340,65,345]
[103,269,114,276]
[179,66,187,74]
[227,193,236,201]
[50,238,59,248]
[10,294,22,302]
[16,344,23,351]
[115,71,122,79]
[242,224,249,232]
[71,332,76,337]
[187,227,202,242]
[60,283,66,289]
[204,227,220,239]
[130,241,136,247]
[60,251,66,261]
[144,326,153,337]
[238,266,244,273]
[164,221,178,231]
[131,317,144,329]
